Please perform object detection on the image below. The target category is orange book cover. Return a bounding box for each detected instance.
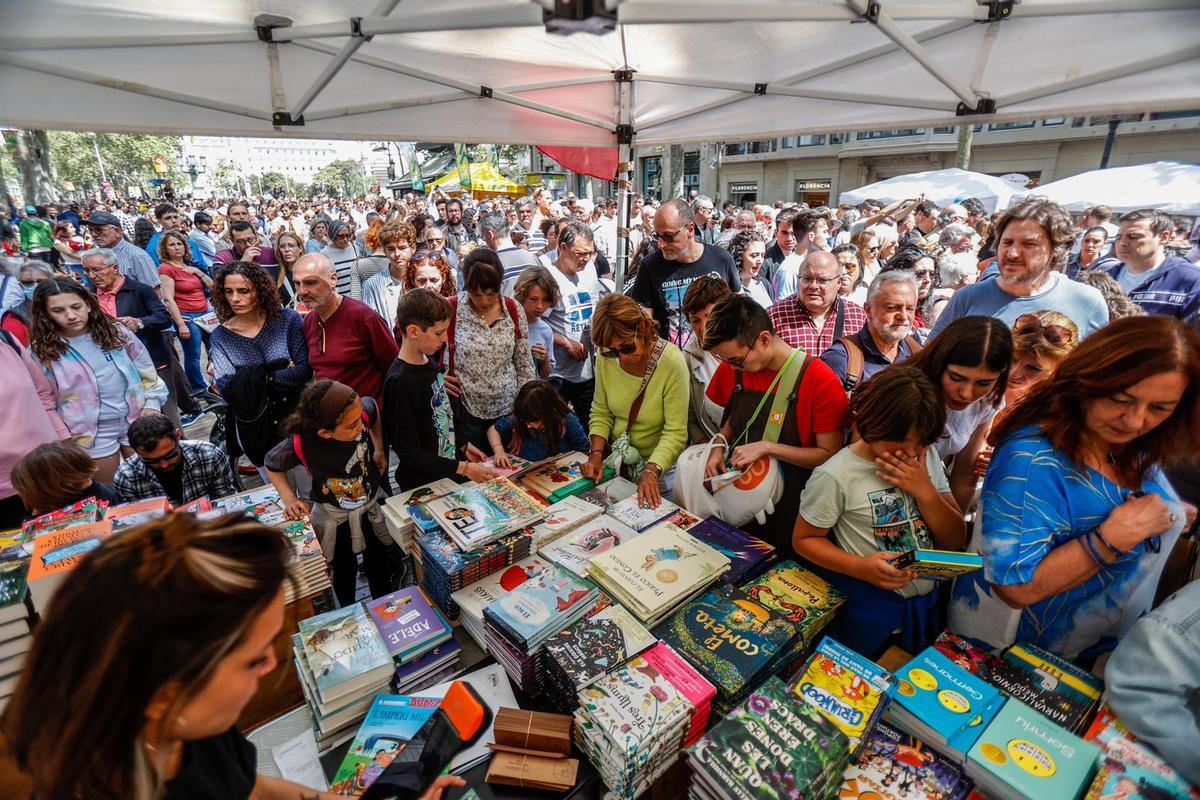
[27,521,114,584]
[106,497,171,531]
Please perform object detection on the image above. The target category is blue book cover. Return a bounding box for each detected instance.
[966,698,1100,800]
[946,691,1006,757]
[328,694,441,795]
[894,647,1003,745]
[686,516,776,583]
[655,583,798,699]
[481,563,597,650]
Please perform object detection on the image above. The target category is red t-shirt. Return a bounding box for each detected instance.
[303,296,399,402]
[706,357,848,445]
[158,263,209,313]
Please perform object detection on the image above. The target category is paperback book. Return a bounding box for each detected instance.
[539,515,642,577]
[790,637,894,756]
[839,720,972,800]
[21,498,103,536]
[328,693,442,795]
[893,548,984,580]
[605,494,679,532]
[296,603,393,705]
[425,478,547,551]
[542,604,656,704]
[529,495,604,551]
[888,646,1004,760]
[417,525,535,617]
[366,586,452,663]
[27,520,114,610]
[986,642,1101,734]
[686,516,775,584]
[482,563,598,652]
[105,496,172,531]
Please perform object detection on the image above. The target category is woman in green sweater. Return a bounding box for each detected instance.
[581,293,690,508]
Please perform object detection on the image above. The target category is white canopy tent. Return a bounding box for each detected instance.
[1013,161,1200,216]
[838,167,1023,212]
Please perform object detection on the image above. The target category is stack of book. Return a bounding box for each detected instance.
[575,476,638,508]
[327,693,442,795]
[688,675,851,800]
[243,496,331,603]
[380,478,461,557]
[424,478,546,551]
[932,629,1002,677]
[0,529,33,714]
[585,522,730,627]
[27,519,114,611]
[686,516,775,583]
[887,646,1006,762]
[655,582,799,718]
[965,698,1100,800]
[528,495,603,551]
[518,452,613,504]
[839,720,972,800]
[417,526,534,618]
[482,563,599,692]
[742,560,845,649]
[451,554,555,649]
[391,639,462,695]
[366,586,452,665]
[605,494,679,532]
[105,496,172,531]
[212,485,278,513]
[893,548,984,580]
[575,642,715,799]
[292,604,395,750]
[984,641,1102,734]
[1085,736,1199,800]
[540,604,656,713]
[539,515,641,577]
[790,637,894,756]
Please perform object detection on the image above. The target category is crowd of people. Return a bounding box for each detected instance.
[2,183,1200,794]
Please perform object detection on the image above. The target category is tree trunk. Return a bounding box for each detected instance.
[955,124,973,170]
[668,144,685,199]
[15,130,57,204]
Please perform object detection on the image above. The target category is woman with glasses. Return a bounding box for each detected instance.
[1004,311,1079,407]
[444,249,536,451]
[882,246,938,335]
[28,280,168,482]
[832,244,867,304]
[581,293,690,508]
[320,220,362,300]
[852,229,884,286]
[405,248,456,299]
[950,316,1198,661]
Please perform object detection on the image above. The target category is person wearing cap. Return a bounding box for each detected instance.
[85,210,161,288]
[19,205,55,264]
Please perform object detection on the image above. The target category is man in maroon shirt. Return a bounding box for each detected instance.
[294,253,398,402]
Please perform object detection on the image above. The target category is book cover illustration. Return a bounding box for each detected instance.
[544,604,655,689]
[529,495,603,549]
[21,499,103,536]
[297,604,391,694]
[483,564,596,650]
[451,555,554,621]
[933,630,1000,677]
[896,548,984,580]
[986,648,1099,733]
[791,637,892,754]
[892,647,1001,743]
[663,508,702,530]
[328,693,441,795]
[213,486,279,512]
[27,521,113,583]
[606,494,679,532]
[540,516,642,577]
[587,523,730,613]
[742,560,845,641]
[1084,737,1200,800]
[840,720,969,800]
[279,517,323,559]
[174,497,212,513]
[0,531,31,609]
[576,650,692,763]
[418,526,534,578]
[392,639,462,684]
[519,452,614,501]
[366,587,450,659]
[687,516,775,583]
[384,478,462,524]
[427,478,546,549]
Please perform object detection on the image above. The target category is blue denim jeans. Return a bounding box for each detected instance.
[179,309,211,393]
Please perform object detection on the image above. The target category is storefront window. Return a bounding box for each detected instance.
[684,152,700,192]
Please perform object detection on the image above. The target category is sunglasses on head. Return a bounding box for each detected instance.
[600,341,638,359]
[1015,314,1075,346]
[411,251,445,264]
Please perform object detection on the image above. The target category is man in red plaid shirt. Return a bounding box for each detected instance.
[767,251,866,355]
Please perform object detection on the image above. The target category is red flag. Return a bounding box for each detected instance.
[537,146,619,182]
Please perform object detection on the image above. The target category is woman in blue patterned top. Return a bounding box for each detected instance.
[950,315,1199,663]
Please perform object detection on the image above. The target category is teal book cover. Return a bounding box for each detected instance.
[656,583,798,698]
[895,647,1002,743]
[967,698,1100,800]
[328,693,441,795]
[481,563,597,650]
[297,604,391,695]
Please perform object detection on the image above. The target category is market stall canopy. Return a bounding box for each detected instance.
[838,167,1022,212]
[0,1,1197,147]
[429,161,524,195]
[1012,160,1200,216]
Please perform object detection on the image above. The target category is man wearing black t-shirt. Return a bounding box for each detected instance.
[628,198,741,347]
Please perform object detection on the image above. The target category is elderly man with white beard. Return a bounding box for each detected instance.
[820,271,923,393]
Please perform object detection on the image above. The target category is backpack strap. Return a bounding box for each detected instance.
[903,334,923,355]
[292,433,309,474]
[763,351,811,445]
[841,335,865,393]
[0,329,20,355]
[625,338,667,433]
[503,296,524,340]
[831,298,847,341]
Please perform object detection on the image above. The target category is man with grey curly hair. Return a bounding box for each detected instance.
[929,198,1109,339]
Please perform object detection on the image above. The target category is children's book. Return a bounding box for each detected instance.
[425,478,547,551]
[605,494,679,532]
[790,636,894,755]
[889,646,1004,757]
[742,559,845,644]
[296,604,393,703]
[366,586,452,662]
[328,693,442,795]
[543,604,656,690]
[27,521,114,610]
[840,720,972,800]
[528,495,603,551]
[518,452,613,503]
[686,516,775,583]
[539,516,641,577]
[1084,737,1200,800]
[482,563,598,651]
[174,497,213,513]
[894,548,984,580]
[21,499,103,536]
[986,642,1102,734]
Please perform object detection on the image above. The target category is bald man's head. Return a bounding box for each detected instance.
[294,252,339,311]
[798,250,844,316]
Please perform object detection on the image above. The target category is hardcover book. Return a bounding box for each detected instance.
[383,478,460,527]
[425,478,547,550]
[328,693,441,795]
[296,603,393,702]
[21,499,103,536]
[790,637,894,756]
[895,548,985,580]
[482,563,598,652]
[451,555,555,628]
[544,604,656,690]
[605,494,680,532]
[529,495,604,551]
[391,639,461,689]
[686,516,775,583]
[1084,737,1200,800]
[741,559,845,645]
[889,646,1004,756]
[986,642,1101,734]
[641,642,717,747]
[519,452,613,502]
[934,630,1001,677]
[366,586,452,662]
[27,520,114,610]
[966,698,1100,800]
[840,720,971,800]
[539,516,642,577]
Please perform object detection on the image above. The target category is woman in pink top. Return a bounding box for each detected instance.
[158,230,214,393]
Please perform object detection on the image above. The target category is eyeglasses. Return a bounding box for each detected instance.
[82,264,113,275]
[411,251,446,265]
[866,246,880,253]
[1014,314,1076,346]
[712,350,750,368]
[912,270,935,279]
[600,341,638,359]
[141,446,180,466]
[798,273,845,287]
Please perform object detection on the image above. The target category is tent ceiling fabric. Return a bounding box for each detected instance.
[0,0,1197,147]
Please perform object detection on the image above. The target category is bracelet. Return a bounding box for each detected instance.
[643,463,661,477]
[1092,525,1127,556]
[1081,532,1109,567]
[590,448,605,456]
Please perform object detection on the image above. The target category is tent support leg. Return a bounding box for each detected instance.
[613,75,635,293]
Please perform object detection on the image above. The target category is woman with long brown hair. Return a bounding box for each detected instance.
[29,280,168,482]
[1,512,463,800]
[273,230,304,306]
[157,230,214,394]
[950,315,1199,661]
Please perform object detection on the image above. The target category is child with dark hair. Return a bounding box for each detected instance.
[264,378,396,604]
[486,380,590,465]
[793,365,966,659]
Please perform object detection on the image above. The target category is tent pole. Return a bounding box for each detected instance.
[636,74,958,112]
[613,72,635,293]
[996,45,1200,108]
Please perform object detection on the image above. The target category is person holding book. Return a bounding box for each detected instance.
[949,316,1198,662]
[581,293,690,508]
[28,279,169,483]
[793,366,966,658]
[2,512,465,800]
[488,379,590,465]
[382,289,505,491]
[265,379,397,605]
[701,294,849,550]
[11,440,118,517]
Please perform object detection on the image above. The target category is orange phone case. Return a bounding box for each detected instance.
[440,681,486,741]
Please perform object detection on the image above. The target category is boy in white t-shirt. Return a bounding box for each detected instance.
[794,365,966,659]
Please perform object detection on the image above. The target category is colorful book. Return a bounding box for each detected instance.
[742,559,845,645]
[482,563,598,652]
[1084,737,1200,800]
[889,646,1004,757]
[519,452,613,503]
[840,720,971,800]
[425,478,547,551]
[0,530,30,618]
[366,586,452,662]
[174,497,213,513]
[328,693,441,795]
[934,629,1001,677]
[27,520,114,610]
[641,642,717,747]
[894,548,985,580]
[791,637,894,756]
[296,604,393,704]
[539,516,642,577]
[605,494,679,532]
[1082,703,1135,751]
[986,642,1102,734]
[392,639,462,691]
[686,516,775,583]
[966,698,1100,800]
[528,495,603,551]
[543,604,656,691]
[21,499,103,536]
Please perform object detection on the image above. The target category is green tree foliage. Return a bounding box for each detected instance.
[311,159,368,196]
[48,131,184,194]
[259,171,287,195]
[208,159,243,196]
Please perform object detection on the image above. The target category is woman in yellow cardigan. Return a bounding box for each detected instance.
[581,293,690,508]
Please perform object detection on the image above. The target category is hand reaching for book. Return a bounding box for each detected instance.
[855,551,916,591]
[420,775,467,800]
[283,497,312,521]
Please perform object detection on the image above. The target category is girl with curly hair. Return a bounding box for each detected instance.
[729,229,772,307]
[209,262,311,468]
[404,249,457,298]
[29,280,168,481]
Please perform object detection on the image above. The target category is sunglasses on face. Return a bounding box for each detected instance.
[652,226,689,243]
[600,341,638,359]
[141,446,180,466]
[1015,314,1076,346]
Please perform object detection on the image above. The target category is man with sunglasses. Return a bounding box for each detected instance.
[114,412,236,506]
[628,198,740,347]
[546,222,604,427]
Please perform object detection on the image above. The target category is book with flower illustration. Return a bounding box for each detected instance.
[518,452,613,503]
[425,478,547,551]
